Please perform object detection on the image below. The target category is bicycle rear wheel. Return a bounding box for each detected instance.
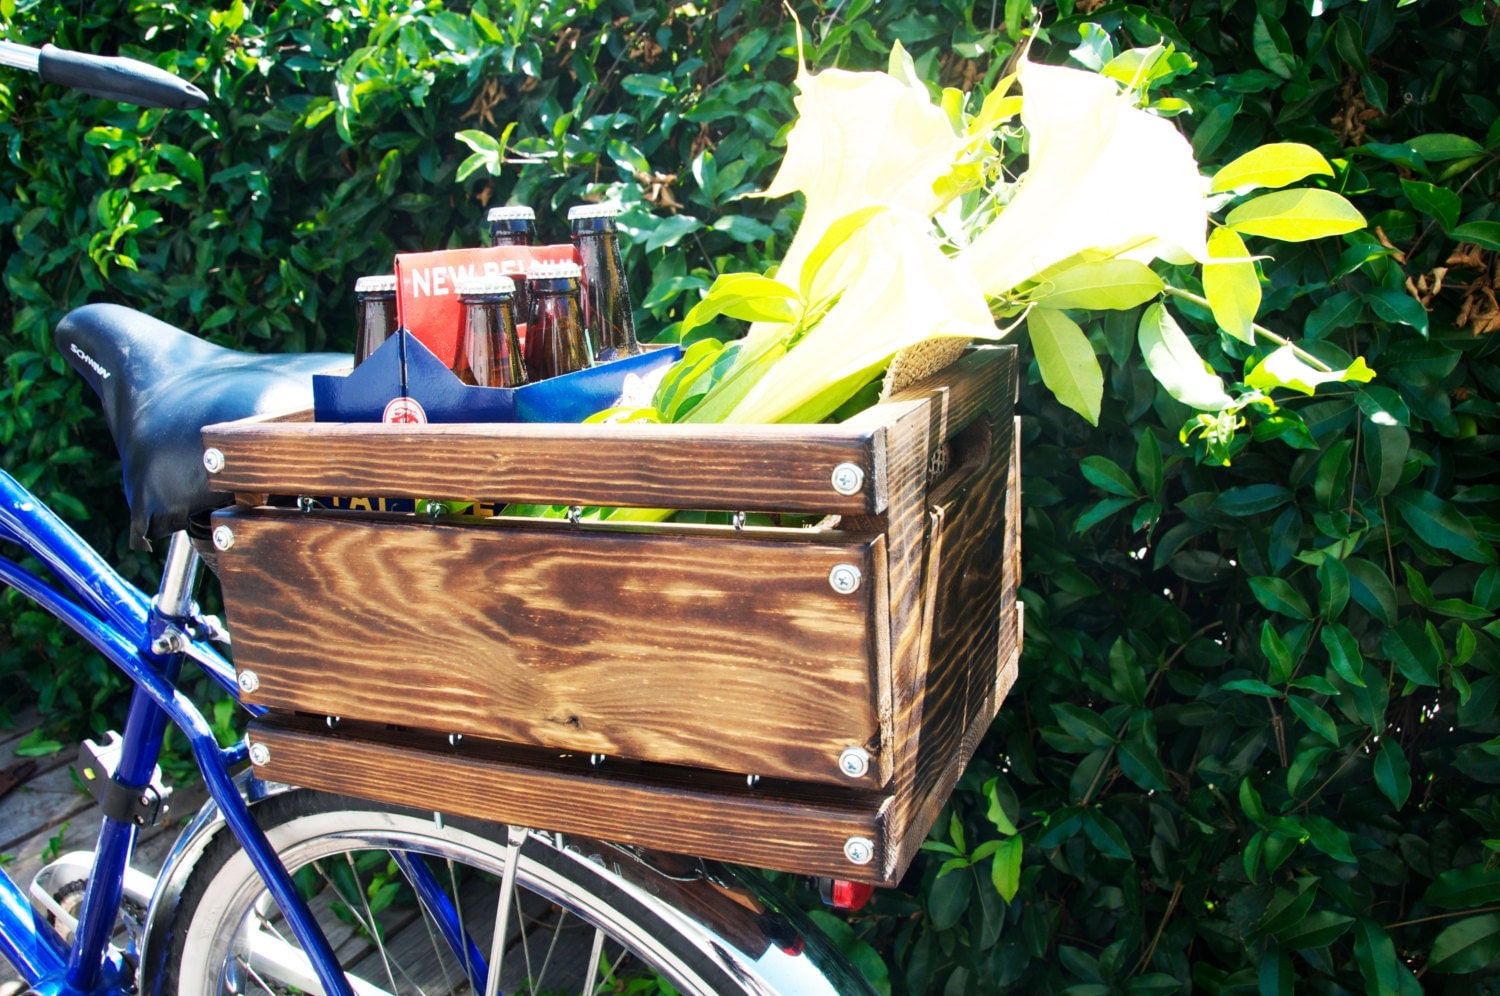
[160,789,822,995]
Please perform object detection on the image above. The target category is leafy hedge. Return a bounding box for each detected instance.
[3,0,1499,991]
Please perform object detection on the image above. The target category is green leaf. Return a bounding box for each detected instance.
[1203,227,1260,343]
[1407,133,1485,162]
[1424,864,1500,910]
[1275,908,1354,948]
[1400,179,1461,232]
[1316,556,1350,620]
[1346,558,1398,625]
[1362,287,1429,336]
[1225,189,1367,242]
[1245,347,1375,395]
[1052,704,1117,748]
[1118,730,1170,792]
[1320,624,1367,688]
[1390,490,1497,563]
[677,273,802,341]
[1258,951,1294,996]
[1450,221,1500,251]
[1029,308,1103,425]
[1211,142,1333,193]
[1380,620,1441,687]
[1224,678,1280,697]
[1262,620,1293,685]
[1215,484,1292,516]
[1034,260,1163,310]
[1076,497,1135,534]
[1429,913,1500,974]
[1354,918,1409,996]
[1252,11,1297,79]
[990,836,1023,903]
[1239,777,1267,822]
[1374,739,1412,809]
[1080,456,1138,497]
[1249,577,1312,620]
[1138,303,1233,410]
[1288,695,1340,746]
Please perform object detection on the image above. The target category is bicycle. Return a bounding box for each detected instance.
[0,40,876,996]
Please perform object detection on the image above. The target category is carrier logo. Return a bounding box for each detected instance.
[382,397,427,424]
[70,343,111,380]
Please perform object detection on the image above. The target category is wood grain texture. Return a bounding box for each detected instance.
[218,509,889,787]
[204,418,886,515]
[217,345,1020,886]
[249,716,899,884]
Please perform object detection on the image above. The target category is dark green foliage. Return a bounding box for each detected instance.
[2,0,1499,991]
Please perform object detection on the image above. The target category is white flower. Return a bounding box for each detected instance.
[960,60,1209,298]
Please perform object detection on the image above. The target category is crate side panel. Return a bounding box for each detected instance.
[218,510,885,787]
[203,420,883,515]
[250,716,901,884]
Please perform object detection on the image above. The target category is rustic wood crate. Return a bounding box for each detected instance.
[203,345,1020,885]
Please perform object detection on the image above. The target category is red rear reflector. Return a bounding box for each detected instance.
[830,879,875,911]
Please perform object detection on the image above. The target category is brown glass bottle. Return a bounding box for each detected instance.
[523,260,592,380]
[568,203,642,361]
[486,205,537,326]
[352,274,399,366]
[454,275,527,388]
[485,205,537,246]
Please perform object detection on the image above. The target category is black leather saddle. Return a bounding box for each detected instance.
[54,303,348,550]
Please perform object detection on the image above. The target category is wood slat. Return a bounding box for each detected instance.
[204,418,886,515]
[218,509,889,787]
[249,716,900,884]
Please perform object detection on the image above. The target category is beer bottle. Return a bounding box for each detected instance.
[454,275,527,388]
[353,274,399,366]
[486,205,537,324]
[486,205,537,246]
[524,260,592,380]
[568,203,642,361]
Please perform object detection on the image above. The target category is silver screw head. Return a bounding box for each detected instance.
[839,746,871,778]
[831,462,865,496]
[202,447,225,473]
[212,525,235,551]
[844,836,876,865]
[237,670,260,694]
[829,563,863,594]
[248,742,271,766]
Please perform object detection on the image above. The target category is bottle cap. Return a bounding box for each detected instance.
[455,275,517,297]
[567,203,620,222]
[527,260,583,281]
[354,274,398,294]
[486,205,536,222]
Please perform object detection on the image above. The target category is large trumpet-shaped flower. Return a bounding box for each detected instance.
[762,56,972,293]
[960,60,1209,298]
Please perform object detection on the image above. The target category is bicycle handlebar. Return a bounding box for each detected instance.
[0,40,207,109]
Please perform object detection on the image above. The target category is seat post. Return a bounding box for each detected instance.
[155,530,201,619]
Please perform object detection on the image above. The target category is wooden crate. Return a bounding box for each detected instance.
[203,345,1020,885]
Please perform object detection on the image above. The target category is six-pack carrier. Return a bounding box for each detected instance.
[201,344,1021,886]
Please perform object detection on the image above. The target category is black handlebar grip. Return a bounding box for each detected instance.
[37,44,207,110]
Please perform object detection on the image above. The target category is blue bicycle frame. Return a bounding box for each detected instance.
[0,467,488,995]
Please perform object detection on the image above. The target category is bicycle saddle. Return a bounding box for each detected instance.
[55,303,348,550]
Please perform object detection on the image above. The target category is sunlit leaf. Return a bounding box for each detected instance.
[1029,308,1103,425]
[1033,259,1163,310]
[1226,189,1367,241]
[1246,346,1375,395]
[1211,142,1333,193]
[1203,227,1260,342]
[1137,303,1233,410]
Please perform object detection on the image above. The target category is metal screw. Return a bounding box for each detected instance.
[202,447,225,473]
[589,753,606,766]
[844,836,875,866]
[746,774,761,787]
[449,733,463,747]
[248,742,271,766]
[831,462,865,496]
[839,746,871,779]
[326,716,341,728]
[212,525,235,551]
[237,670,260,694]
[829,563,863,595]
